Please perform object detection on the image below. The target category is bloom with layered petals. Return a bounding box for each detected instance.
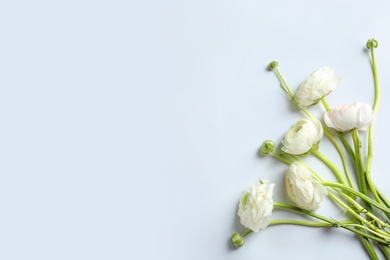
[286,162,328,211]
[324,102,375,132]
[237,179,274,232]
[294,67,340,108]
[281,118,323,156]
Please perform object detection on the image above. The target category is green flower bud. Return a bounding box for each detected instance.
[231,232,244,247]
[269,61,279,70]
[366,38,378,49]
[259,140,275,156]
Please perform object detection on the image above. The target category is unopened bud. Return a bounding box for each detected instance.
[231,232,244,247]
[260,140,275,156]
[269,61,279,70]
[366,38,378,49]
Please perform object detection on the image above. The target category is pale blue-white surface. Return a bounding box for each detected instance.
[1,0,390,259]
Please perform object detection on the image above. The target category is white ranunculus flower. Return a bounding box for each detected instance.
[237,179,274,232]
[324,102,375,132]
[294,67,340,108]
[286,161,328,211]
[281,118,323,156]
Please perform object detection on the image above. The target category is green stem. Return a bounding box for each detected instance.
[271,151,293,165]
[376,188,390,220]
[321,97,331,110]
[269,219,333,227]
[327,193,389,238]
[241,229,252,238]
[312,150,349,186]
[274,67,294,98]
[361,236,380,260]
[339,191,390,230]
[274,202,390,244]
[367,173,381,203]
[322,182,390,216]
[274,202,341,223]
[322,97,356,163]
[272,66,315,119]
[370,45,381,113]
[324,128,355,189]
[321,98,356,188]
[329,193,389,259]
[338,132,356,162]
[378,244,390,259]
[242,219,356,237]
[321,98,356,160]
[240,219,333,239]
[366,44,382,205]
[378,189,390,208]
[351,130,369,199]
[343,223,390,239]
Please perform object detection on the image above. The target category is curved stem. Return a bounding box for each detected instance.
[323,127,355,189]
[271,151,293,165]
[272,67,316,119]
[366,46,382,206]
[370,46,381,113]
[322,99,356,162]
[376,188,390,220]
[338,132,356,162]
[274,202,341,223]
[240,219,371,238]
[274,202,390,244]
[367,173,381,203]
[274,67,294,99]
[378,189,390,208]
[339,191,390,230]
[240,220,333,238]
[328,192,390,238]
[312,150,349,186]
[321,98,356,188]
[343,223,390,241]
[322,182,390,216]
[269,219,333,227]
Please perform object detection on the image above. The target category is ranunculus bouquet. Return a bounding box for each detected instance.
[230,39,390,259]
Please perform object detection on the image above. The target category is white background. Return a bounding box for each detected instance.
[1,0,390,259]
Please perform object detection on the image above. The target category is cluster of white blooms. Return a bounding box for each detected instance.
[236,66,375,234]
[232,39,388,259]
[295,67,375,132]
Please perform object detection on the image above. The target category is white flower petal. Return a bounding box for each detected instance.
[324,102,375,132]
[281,118,323,155]
[285,162,328,211]
[294,67,340,108]
[237,180,274,232]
